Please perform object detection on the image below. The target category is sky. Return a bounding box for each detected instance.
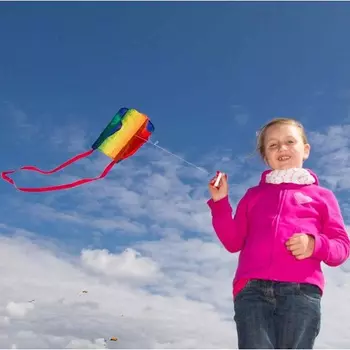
[1,1,350,349]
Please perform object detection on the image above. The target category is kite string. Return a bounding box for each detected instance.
[135,135,210,174]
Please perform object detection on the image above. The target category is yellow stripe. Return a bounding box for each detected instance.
[98,109,147,159]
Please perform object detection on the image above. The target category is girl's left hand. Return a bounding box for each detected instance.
[285,233,315,260]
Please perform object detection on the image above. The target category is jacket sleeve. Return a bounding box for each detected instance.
[207,191,250,253]
[311,189,350,266]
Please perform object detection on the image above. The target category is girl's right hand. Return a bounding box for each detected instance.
[208,172,228,202]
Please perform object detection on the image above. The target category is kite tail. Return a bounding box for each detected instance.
[1,149,116,192]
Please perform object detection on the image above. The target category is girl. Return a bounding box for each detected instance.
[207,118,350,349]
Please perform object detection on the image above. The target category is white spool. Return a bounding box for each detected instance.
[214,172,223,188]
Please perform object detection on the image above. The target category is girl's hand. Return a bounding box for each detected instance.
[285,233,315,259]
[208,172,228,202]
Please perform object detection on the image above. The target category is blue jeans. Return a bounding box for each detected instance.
[233,279,321,349]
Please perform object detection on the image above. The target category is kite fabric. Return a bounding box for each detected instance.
[1,107,155,192]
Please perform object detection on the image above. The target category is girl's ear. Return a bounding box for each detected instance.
[303,143,311,160]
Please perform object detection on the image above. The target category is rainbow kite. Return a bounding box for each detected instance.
[1,107,155,192]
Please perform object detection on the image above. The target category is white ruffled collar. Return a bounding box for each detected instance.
[265,168,316,185]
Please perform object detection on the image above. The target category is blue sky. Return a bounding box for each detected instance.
[1,2,350,349]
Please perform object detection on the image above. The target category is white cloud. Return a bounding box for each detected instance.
[6,302,35,319]
[80,247,162,284]
[0,316,10,326]
[51,123,91,153]
[65,338,107,349]
[0,102,38,137]
[230,104,250,126]
[0,233,236,349]
[309,124,350,196]
[1,223,350,348]
[6,145,213,237]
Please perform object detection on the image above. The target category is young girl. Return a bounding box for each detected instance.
[207,118,350,349]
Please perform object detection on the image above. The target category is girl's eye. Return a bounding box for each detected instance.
[287,140,294,144]
[269,144,277,148]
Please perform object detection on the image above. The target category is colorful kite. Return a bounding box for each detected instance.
[1,107,154,192]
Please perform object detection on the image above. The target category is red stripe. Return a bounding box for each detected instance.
[1,149,116,192]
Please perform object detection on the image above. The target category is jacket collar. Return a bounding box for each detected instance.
[259,168,319,186]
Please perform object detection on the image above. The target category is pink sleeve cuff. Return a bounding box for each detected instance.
[207,196,232,215]
[311,233,330,261]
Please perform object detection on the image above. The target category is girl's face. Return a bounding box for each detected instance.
[263,123,310,170]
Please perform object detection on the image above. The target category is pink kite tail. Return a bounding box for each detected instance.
[1,149,116,192]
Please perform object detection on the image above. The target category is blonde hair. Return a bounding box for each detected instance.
[256,118,308,159]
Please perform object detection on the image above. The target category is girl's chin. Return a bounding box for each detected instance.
[272,165,303,170]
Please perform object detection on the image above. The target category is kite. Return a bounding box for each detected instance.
[1,107,154,192]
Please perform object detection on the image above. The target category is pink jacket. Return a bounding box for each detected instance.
[207,169,350,294]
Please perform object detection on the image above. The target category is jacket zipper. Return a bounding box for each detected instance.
[268,188,287,278]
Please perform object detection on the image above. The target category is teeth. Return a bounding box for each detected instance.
[278,156,290,161]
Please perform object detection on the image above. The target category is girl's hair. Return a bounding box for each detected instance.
[256,118,308,159]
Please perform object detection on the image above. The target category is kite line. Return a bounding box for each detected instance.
[135,135,209,175]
